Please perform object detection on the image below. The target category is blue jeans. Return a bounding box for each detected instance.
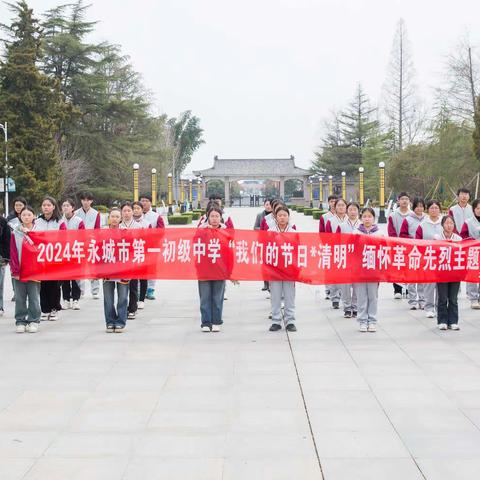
[198,280,226,327]
[103,281,129,328]
[13,279,41,325]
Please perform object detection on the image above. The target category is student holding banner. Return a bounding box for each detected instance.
[10,206,41,333]
[416,200,444,319]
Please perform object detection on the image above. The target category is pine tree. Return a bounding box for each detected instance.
[0,1,65,206]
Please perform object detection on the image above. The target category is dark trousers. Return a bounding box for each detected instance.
[40,280,61,313]
[128,279,138,313]
[393,283,403,294]
[437,282,460,325]
[139,279,147,302]
[62,280,81,301]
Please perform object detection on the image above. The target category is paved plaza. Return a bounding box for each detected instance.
[1,207,480,479]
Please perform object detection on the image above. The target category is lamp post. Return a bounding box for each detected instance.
[378,161,386,223]
[180,178,185,204]
[197,178,202,208]
[319,176,323,210]
[0,122,9,213]
[309,178,313,208]
[358,166,365,207]
[341,171,346,200]
[167,173,173,212]
[328,175,333,196]
[132,163,139,202]
[151,168,157,209]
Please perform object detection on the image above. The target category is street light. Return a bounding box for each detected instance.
[328,175,333,196]
[378,161,386,223]
[0,122,9,214]
[132,163,139,202]
[319,176,324,210]
[358,167,365,207]
[309,177,313,208]
[151,168,157,208]
[341,171,346,200]
[167,173,173,208]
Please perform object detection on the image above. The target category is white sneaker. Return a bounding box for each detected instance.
[212,325,221,332]
[72,300,80,310]
[449,324,460,330]
[359,324,368,332]
[62,300,71,310]
[26,323,38,333]
[471,301,480,310]
[438,323,448,330]
[92,293,100,300]
[394,293,402,299]
[201,326,211,332]
[40,313,48,321]
[16,324,26,333]
[426,311,435,318]
[127,312,136,319]
[138,301,145,310]
[49,311,58,321]
[367,324,377,332]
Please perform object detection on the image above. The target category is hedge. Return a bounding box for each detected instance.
[167,214,192,225]
[290,205,297,211]
[192,212,201,220]
[303,208,314,216]
[312,210,327,220]
[296,206,305,213]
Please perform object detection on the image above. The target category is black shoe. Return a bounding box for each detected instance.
[410,305,417,310]
[352,311,357,317]
[332,302,340,309]
[286,323,297,332]
[344,310,352,318]
[261,286,268,291]
[269,324,282,332]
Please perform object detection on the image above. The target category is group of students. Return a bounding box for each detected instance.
[4,192,163,334]
[319,188,479,331]
[4,188,478,335]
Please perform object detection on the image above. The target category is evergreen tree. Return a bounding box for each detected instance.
[473,95,480,166]
[0,1,65,206]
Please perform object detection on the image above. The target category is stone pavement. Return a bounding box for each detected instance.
[1,207,480,480]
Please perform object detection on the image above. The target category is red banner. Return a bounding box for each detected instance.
[19,228,480,284]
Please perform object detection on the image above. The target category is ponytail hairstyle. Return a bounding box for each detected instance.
[41,196,61,221]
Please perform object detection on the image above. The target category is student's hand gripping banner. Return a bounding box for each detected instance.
[19,228,480,284]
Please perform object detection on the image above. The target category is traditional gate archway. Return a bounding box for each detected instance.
[193,156,311,206]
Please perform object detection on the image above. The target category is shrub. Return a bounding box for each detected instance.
[304,208,314,216]
[167,214,192,225]
[296,206,305,213]
[192,212,201,220]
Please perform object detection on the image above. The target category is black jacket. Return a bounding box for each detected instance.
[0,217,11,261]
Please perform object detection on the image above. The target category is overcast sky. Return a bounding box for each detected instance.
[1,0,480,173]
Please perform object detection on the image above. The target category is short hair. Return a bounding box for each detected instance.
[426,199,441,210]
[208,194,222,201]
[132,201,143,209]
[397,192,410,200]
[472,198,480,210]
[441,215,455,227]
[19,205,35,217]
[334,198,347,208]
[457,187,471,196]
[120,201,133,211]
[79,191,94,201]
[412,197,425,210]
[140,194,152,202]
[274,205,290,216]
[206,205,223,221]
[13,196,27,206]
[347,202,360,211]
[360,207,376,218]
[62,198,76,209]
[327,195,338,202]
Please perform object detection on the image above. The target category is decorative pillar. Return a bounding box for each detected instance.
[359,167,364,207]
[328,175,333,196]
[319,176,324,209]
[180,179,185,203]
[341,171,346,200]
[167,173,173,206]
[133,163,139,202]
[189,179,193,203]
[378,161,386,224]
[151,168,157,208]
[309,178,313,208]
